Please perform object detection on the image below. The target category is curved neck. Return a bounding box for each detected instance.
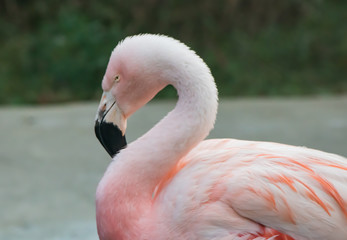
[109,69,217,200]
[96,67,217,239]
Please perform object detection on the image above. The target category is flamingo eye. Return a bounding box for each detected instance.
[114,75,120,82]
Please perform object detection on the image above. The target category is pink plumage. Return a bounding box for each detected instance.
[94,34,347,240]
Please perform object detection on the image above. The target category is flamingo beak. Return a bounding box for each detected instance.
[94,91,127,158]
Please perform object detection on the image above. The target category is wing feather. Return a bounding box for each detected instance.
[157,139,347,239]
[203,139,347,240]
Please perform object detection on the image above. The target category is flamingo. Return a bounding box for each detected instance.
[94,34,347,240]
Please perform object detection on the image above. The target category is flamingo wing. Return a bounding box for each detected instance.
[207,139,347,240]
[155,139,347,239]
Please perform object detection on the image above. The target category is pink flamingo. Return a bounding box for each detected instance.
[94,34,347,240]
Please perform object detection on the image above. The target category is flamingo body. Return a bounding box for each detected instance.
[94,34,347,240]
[153,139,347,239]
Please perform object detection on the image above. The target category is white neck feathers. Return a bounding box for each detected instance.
[100,33,218,200]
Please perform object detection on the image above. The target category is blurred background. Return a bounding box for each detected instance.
[0,0,346,104]
[1,1,346,240]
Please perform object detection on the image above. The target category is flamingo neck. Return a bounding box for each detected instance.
[121,71,217,195]
[96,58,217,239]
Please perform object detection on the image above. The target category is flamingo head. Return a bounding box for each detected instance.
[95,34,178,157]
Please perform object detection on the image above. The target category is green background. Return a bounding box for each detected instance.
[1,0,346,104]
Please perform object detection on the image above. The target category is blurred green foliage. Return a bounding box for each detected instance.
[0,0,346,104]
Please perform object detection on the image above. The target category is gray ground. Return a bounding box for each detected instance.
[1,97,346,240]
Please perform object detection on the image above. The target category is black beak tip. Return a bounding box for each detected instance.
[94,120,127,158]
